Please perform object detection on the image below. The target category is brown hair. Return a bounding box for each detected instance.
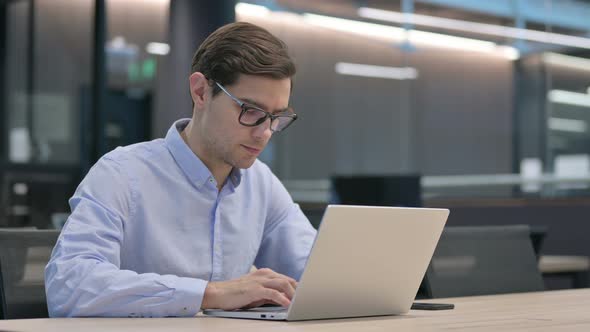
[191,22,296,96]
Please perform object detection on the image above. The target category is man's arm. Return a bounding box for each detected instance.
[45,155,301,315]
[253,170,317,281]
[45,156,205,317]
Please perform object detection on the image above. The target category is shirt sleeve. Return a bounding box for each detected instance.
[254,171,317,281]
[44,154,208,317]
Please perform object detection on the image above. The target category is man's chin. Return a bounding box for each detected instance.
[231,157,257,170]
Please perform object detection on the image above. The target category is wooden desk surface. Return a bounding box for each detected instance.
[0,289,589,332]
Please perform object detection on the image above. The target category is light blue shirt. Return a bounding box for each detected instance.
[45,119,317,317]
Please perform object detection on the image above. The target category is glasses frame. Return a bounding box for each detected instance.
[214,81,297,132]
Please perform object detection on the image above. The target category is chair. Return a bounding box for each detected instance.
[0,229,60,319]
[423,225,544,298]
[529,225,548,260]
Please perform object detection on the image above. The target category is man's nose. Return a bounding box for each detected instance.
[252,118,273,140]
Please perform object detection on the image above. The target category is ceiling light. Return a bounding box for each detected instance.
[235,3,270,17]
[543,53,590,72]
[548,90,590,108]
[146,42,170,55]
[235,3,518,59]
[359,7,590,50]
[548,117,587,133]
[407,30,519,59]
[303,14,405,41]
[302,13,518,59]
[335,62,418,80]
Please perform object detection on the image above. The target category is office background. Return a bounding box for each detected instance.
[1,0,590,290]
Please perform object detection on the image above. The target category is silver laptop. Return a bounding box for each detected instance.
[203,205,449,321]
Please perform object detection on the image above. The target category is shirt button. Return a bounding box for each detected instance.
[209,178,214,183]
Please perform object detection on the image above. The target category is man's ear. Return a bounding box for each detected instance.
[189,72,209,109]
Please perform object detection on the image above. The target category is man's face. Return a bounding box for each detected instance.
[199,74,292,169]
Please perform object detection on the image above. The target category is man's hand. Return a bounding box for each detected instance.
[201,268,297,310]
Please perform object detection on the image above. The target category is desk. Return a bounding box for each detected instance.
[539,255,590,274]
[0,289,589,331]
[539,255,590,288]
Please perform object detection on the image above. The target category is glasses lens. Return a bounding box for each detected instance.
[240,107,267,125]
[272,116,295,132]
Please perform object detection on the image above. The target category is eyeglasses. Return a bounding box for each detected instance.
[214,81,297,132]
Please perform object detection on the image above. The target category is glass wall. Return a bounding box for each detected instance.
[0,0,169,227]
[102,0,169,153]
[2,0,169,165]
[4,0,94,165]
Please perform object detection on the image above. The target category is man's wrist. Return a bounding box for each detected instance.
[201,281,219,309]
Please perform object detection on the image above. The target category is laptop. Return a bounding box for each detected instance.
[203,205,449,321]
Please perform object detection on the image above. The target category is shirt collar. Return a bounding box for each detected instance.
[164,119,243,189]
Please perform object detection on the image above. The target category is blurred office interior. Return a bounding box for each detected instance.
[1,0,590,294]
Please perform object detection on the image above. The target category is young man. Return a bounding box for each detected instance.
[45,22,317,317]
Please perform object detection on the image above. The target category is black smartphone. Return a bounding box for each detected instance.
[411,302,455,310]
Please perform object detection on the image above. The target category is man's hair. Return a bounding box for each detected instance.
[191,22,296,96]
